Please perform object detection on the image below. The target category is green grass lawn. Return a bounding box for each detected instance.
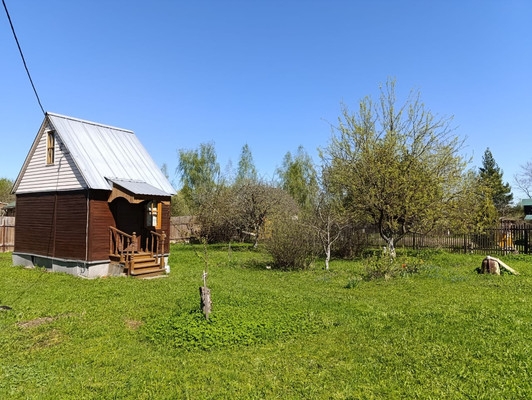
[1,245,532,399]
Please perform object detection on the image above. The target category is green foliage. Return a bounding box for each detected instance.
[276,146,319,211]
[265,215,317,269]
[235,143,258,183]
[170,190,190,216]
[0,177,15,204]
[143,308,326,351]
[478,148,513,215]
[362,253,424,280]
[322,79,471,254]
[176,142,221,212]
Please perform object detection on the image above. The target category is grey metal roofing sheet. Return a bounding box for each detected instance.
[47,113,175,195]
[109,178,170,197]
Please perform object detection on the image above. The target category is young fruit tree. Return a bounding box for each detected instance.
[310,193,348,270]
[321,79,471,257]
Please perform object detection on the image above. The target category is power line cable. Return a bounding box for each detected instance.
[2,0,45,115]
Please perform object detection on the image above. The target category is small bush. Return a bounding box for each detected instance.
[362,254,423,280]
[265,217,316,270]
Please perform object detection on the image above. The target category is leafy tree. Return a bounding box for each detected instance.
[478,148,513,215]
[236,144,258,183]
[0,178,15,204]
[170,190,191,216]
[276,146,319,211]
[321,79,471,256]
[176,142,220,212]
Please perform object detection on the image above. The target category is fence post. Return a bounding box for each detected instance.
[525,228,529,254]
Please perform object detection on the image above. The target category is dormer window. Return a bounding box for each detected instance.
[46,130,55,165]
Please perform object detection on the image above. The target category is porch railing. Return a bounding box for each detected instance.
[109,227,137,270]
[146,230,166,268]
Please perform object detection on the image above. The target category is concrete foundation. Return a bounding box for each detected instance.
[12,253,125,278]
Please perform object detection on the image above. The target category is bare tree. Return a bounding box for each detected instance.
[514,161,532,199]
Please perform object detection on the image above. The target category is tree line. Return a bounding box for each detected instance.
[173,79,523,268]
[0,79,527,266]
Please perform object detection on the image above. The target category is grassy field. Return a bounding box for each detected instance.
[1,244,532,399]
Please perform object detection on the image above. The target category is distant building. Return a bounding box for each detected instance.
[523,199,532,221]
[1,201,15,217]
[11,113,175,278]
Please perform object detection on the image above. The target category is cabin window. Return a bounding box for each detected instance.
[46,130,55,164]
[146,201,162,229]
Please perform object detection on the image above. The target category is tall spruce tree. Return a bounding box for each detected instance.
[478,148,513,215]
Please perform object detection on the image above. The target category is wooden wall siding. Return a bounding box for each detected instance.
[16,127,86,194]
[88,190,115,261]
[160,202,171,253]
[15,192,88,260]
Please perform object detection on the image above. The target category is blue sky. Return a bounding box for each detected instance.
[1,1,531,198]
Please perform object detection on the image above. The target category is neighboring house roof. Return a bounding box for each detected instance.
[13,112,175,196]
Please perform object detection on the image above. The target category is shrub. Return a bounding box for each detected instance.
[362,253,423,280]
[265,216,316,270]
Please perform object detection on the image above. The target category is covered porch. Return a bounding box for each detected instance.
[107,179,171,277]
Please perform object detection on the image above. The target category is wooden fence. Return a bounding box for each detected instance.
[0,217,15,252]
[169,216,200,243]
[361,224,532,255]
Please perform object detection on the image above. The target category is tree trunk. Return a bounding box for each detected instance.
[199,286,212,320]
[384,237,396,259]
[325,243,331,271]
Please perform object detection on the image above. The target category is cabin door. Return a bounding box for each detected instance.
[110,198,145,246]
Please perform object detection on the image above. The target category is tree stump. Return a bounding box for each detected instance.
[481,256,500,275]
[199,286,212,320]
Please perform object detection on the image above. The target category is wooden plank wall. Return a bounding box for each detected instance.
[160,202,171,253]
[88,190,115,261]
[0,217,15,252]
[14,192,88,260]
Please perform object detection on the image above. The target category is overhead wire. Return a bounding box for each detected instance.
[2,0,45,115]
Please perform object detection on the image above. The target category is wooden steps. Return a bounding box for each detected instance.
[110,251,166,278]
[129,252,166,278]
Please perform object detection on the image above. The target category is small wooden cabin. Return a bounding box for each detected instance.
[12,113,175,278]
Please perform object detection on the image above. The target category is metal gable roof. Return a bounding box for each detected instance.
[46,113,175,195]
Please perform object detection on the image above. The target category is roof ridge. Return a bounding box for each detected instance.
[46,112,134,134]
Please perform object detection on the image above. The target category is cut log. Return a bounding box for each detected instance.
[481,256,500,275]
[489,256,519,275]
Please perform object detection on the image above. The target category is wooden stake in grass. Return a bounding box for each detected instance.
[196,238,212,320]
[200,270,212,320]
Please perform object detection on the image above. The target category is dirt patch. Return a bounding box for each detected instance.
[17,313,75,329]
[125,319,143,330]
[17,316,57,329]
